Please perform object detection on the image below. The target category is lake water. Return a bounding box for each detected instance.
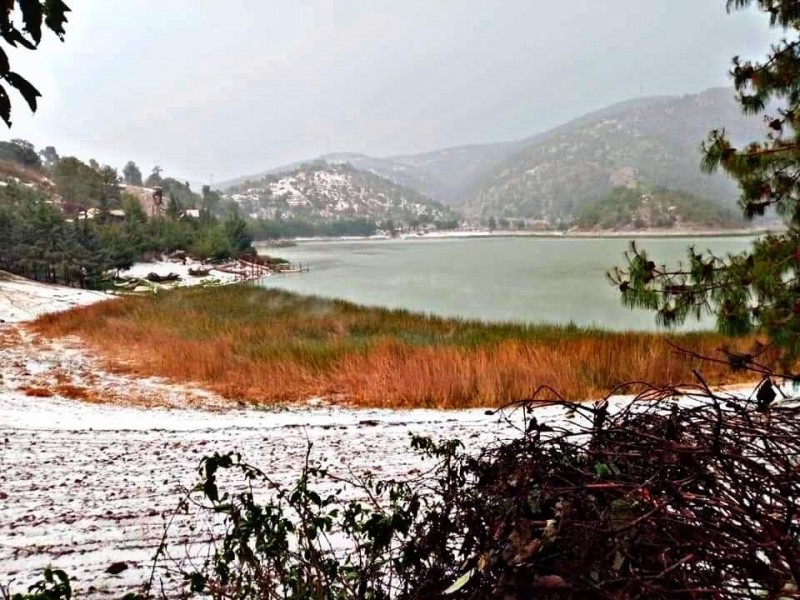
[256,236,755,330]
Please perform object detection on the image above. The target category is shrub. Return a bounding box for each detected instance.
[145,379,800,599]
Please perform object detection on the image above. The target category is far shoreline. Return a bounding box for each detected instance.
[256,227,778,245]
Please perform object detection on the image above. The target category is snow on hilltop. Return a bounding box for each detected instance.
[225,160,457,226]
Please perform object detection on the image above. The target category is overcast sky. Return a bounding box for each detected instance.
[3,0,779,184]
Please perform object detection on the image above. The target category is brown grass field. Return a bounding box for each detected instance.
[31,286,761,409]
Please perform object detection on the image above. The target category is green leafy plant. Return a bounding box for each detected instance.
[3,567,71,600]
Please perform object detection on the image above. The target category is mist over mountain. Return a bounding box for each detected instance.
[218,142,526,208]
[221,88,767,224]
[463,88,767,221]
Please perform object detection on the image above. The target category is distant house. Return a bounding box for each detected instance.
[182,209,201,219]
[77,207,101,220]
[76,207,127,222]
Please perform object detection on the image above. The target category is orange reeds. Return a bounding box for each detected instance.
[31,287,760,409]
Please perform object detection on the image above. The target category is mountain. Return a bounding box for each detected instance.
[463,88,766,221]
[218,143,526,208]
[221,87,767,224]
[320,142,527,207]
[224,160,457,226]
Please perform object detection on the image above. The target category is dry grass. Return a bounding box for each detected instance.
[54,383,95,401]
[20,386,54,398]
[31,286,761,409]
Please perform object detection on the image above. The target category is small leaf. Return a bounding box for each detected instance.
[44,0,71,39]
[203,478,219,503]
[595,462,610,478]
[443,568,474,595]
[5,28,37,49]
[0,84,11,127]
[756,378,776,410]
[189,572,206,593]
[6,72,41,112]
[19,0,44,45]
[612,551,625,572]
[0,48,9,76]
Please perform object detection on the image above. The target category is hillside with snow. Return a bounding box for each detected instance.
[225,161,458,227]
[221,88,770,227]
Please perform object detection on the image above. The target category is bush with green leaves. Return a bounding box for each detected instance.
[3,568,71,600]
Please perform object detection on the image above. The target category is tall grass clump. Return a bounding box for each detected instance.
[32,286,759,408]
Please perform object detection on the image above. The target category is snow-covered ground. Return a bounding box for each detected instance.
[0,268,788,598]
[0,392,533,597]
[0,273,109,323]
[118,260,240,288]
[0,260,245,325]
[5,382,791,598]
[0,268,530,597]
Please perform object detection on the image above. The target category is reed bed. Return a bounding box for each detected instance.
[32,286,759,408]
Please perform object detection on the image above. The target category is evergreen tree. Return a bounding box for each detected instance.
[53,156,104,214]
[99,165,120,206]
[611,0,800,366]
[224,212,253,255]
[38,145,59,170]
[201,184,222,215]
[123,161,143,186]
[165,193,183,221]
[145,165,164,188]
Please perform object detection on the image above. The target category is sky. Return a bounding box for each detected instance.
[3,0,780,184]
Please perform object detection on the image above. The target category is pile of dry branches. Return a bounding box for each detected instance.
[423,379,800,599]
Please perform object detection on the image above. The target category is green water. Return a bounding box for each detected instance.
[256,236,755,330]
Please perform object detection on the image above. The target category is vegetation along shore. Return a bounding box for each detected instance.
[33,285,762,409]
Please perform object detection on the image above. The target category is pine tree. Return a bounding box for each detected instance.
[123,161,143,186]
[610,0,800,366]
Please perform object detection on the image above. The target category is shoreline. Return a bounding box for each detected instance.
[261,227,775,245]
[0,271,775,597]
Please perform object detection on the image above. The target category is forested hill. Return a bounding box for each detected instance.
[574,187,744,232]
[224,161,458,229]
[0,139,257,287]
[221,88,766,226]
[461,88,765,221]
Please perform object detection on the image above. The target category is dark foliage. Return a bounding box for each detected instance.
[0,1,70,127]
[249,217,380,240]
[0,181,256,287]
[0,139,40,168]
[577,187,742,231]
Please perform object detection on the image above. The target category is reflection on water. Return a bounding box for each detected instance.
[257,236,754,331]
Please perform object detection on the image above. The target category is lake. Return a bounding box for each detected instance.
[256,235,755,330]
